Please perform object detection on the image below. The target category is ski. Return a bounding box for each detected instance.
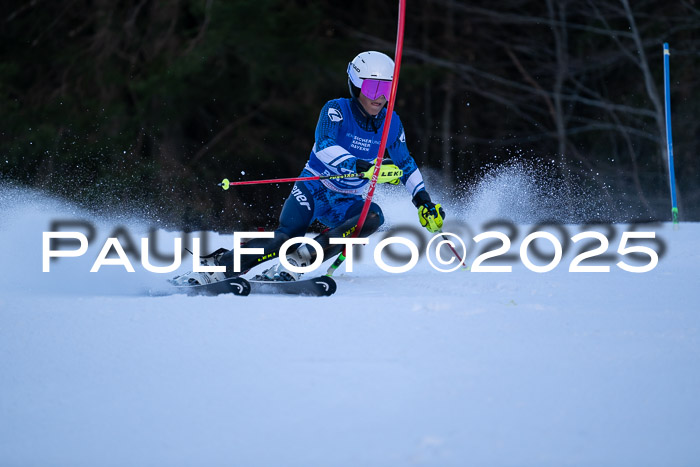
[248,275,336,296]
[171,276,252,296]
[169,275,336,297]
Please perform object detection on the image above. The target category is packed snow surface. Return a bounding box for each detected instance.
[1,181,699,466]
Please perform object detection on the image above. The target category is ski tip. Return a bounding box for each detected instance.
[230,277,251,296]
[313,275,337,296]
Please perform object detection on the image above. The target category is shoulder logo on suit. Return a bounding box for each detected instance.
[399,131,406,143]
[328,107,343,122]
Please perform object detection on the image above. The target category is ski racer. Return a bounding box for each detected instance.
[173,51,445,285]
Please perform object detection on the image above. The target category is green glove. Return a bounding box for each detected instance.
[355,158,403,184]
[412,190,445,233]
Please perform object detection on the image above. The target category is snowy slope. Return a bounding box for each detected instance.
[1,181,699,466]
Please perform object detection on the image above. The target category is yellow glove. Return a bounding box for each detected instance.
[412,191,445,233]
[355,159,403,184]
[418,204,445,232]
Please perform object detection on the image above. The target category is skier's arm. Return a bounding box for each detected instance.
[386,120,425,198]
[387,120,445,232]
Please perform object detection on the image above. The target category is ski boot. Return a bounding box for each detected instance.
[256,244,313,282]
[169,248,230,286]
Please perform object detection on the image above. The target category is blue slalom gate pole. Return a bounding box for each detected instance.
[663,43,679,225]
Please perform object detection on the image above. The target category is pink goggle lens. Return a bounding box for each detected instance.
[360,79,392,100]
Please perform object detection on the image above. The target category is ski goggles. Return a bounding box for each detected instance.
[360,79,392,100]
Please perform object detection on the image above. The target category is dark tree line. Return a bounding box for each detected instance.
[2,0,698,230]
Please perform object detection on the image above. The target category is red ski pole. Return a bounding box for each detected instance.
[219,173,364,190]
[326,0,406,276]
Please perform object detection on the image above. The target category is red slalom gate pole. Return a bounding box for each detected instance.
[354,0,406,233]
[326,0,406,276]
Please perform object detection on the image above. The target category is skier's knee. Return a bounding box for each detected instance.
[369,204,385,226]
[360,206,384,236]
[277,222,307,239]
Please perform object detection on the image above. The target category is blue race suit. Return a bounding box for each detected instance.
[277,97,427,237]
[220,97,429,275]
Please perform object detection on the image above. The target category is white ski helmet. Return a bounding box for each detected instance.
[347,51,394,100]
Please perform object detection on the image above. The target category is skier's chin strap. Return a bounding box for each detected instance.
[350,97,383,134]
